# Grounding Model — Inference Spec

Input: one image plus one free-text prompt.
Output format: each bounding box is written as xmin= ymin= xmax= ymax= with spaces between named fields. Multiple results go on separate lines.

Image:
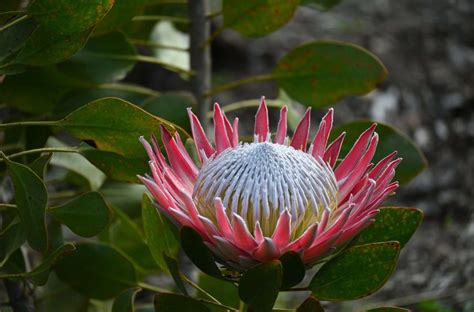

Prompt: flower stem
xmin=0 ymin=120 xmax=56 ymax=129
xmin=96 ymin=82 xmax=160 ymax=97
xmin=137 ymin=282 xmax=169 ymax=293
xmin=0 ymin=147 xmax=80 ymax=161
xmin=205 ymin=74 xmax=276 ymax=97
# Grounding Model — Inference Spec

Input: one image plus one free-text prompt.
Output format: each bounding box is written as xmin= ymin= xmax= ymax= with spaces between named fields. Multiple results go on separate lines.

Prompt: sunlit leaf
xmin=197 ymin=274 xmax=239 ymax=312
xmin=109 ymin=207 xmax=159 ymax=273
xmin=142 ymin=194 xmax=179 ymax=270
xmin=331 ymin=121 xmax=427 ymax=184
xmin=48 ymin=192 xmax=111 ymax=238
xmin=274 ymin=41 xmax=387 ymax=108
xmin=223 ymin=0 xmax=299 ymax=37
xmin=2 ymin=154 xmax=48 ymax=252
xmin=55 ymin=242 xmax=138 ymax=299
xmin=28 ymin=0 xmax=114 ymax=35
xmin=57 ymin=97 xmax=184 ymax=157
xmin=238 ymin=260 xmax=282 ymax=312
xmin=0 ymin=18 xmax=37 ymax=66
xmin=309 ymin=242 xmax=400 ymax=300
xmin=142 ymin=93 xmax=195 ymax=132
xmin=350 ymin=207 xmax=423 ymax=249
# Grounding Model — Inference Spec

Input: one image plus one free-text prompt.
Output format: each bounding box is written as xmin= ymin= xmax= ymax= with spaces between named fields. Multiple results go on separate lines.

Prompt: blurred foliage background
xmin=0 ymin=0 xmax=472 ymax=311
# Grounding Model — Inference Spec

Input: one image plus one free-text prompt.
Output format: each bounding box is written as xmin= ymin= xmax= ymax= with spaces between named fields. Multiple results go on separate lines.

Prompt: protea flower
xmin=139 ymin=97 xmax=400 ymax=271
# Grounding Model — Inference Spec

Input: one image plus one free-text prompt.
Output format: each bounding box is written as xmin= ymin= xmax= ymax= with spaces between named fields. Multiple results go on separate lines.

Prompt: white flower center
xmin=193 ymin=142 xmax=338 ymax=236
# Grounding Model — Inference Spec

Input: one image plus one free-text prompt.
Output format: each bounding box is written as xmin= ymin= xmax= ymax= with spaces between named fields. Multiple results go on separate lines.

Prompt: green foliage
xmin=2 ymin=153 xmax=48 ymax=252
xmin=223 ymin=0 xmax=299 ymax=37
xmin=309 ymin=242 xmax=401 ymax=300
xmin=275 ymin=41 xmax=387 ymax=108
xmin=55 ymin=243 xmax=138 ymax=299
xmin=47 ymin=192 xmax=111 ymax=237
xmin=350 ymin=207 xmax=423 ymax=248
xmin=279 ymin=251 xmax=305 ymax=289
xmin=296 ymin=297 xmax=324 ymax=312
xmin=112 ymin=288 xmax=141 ymax=312
xmin=332 ymin=121 xmax=427 ymax=184
xmin=238 ymin=260 xmax=283 ymax=312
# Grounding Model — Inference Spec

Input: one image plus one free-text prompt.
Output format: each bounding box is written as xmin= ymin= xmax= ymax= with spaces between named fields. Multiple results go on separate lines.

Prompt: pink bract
xmin=139 ymin=97 xmax=400 ymax=271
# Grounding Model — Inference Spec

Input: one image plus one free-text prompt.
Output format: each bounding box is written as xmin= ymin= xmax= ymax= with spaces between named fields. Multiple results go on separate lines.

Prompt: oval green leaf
xmin=57 ymin=97 xmax=184 ymax=157
xmin=2 ymin=153 xmax=48 ymax=252
xmin=154 ymin=293 xmax=210 ymax=312
xmin=197 ymin=274 xmax=239 ymax=312
xmin=223 ymin=0 xmax=299 ymax=37
xmin=331 ymin=121 xmax=427 ymax=184
xmin=0 ymin=218 xmax=26 ymax=267
xmin=15 ymin=26 xmax=92 ymax=66
xmin=280 ymin=251 xmax=305 ymax=289
xmin=180 ymin=226 xmax=222 ymax=279
xmin=47 ymin=192 xmax=111 ymax=237
xmin=350 ymin=207 xmax=423 ymax=249
xmin=80 ymin=147 xmax=148 ymax=184
xmin=94 ymin=1 xmax=147 ymax=35
xmin=309 ymin=242 xmax=400 ymax=300
xmin=163 ymin=254 xmax=188 ymax=296
xmin=59 ymin=31 xmax=137 ymax=83
xmin=274 ymin=41 xmax=387 ymax=108
xmin=238 ymin=260 xmax=282 ymax=312
xmin=142 ymin=194 xmax=179 ymax=270
xmin=55 ymin=242 xmax=138 ymax=299
xmin=28 ymin=0 xmax=114 ymax=35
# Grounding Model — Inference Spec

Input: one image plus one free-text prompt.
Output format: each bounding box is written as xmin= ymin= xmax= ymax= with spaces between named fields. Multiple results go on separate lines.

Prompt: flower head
xmin=139 ymin=97 xmax=400 ymax=270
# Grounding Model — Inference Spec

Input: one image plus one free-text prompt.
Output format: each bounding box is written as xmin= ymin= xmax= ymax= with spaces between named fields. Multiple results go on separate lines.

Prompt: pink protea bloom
xmin=139 ymin=97 xmax=400 ymax=271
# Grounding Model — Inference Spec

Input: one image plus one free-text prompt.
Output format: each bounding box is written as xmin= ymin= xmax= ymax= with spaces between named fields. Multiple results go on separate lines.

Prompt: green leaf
xmin=296 ymin=296 xmax=324 ymax=312
xmin=48 ymin=192 xmax=111 ymax=237
xmin=36 ymin=272 xmax=89 ymax=312
xmin=55 ymin=242 xmax=138 ymax=299
xmin=80 ymin=147 xmax=148 ymax=184
xmin=223 ymin=0 xmax=299 ymax=37
xmin=109 ymin=207 xmax=160 ymax=273
xmin=112 ymin=287 xmax=141 ymax=312
xmin=309 ymin=242 xmax=400 ymax=300
xmin=280 ymin=251 xmax=305 ymax=289
xmin=0 ymin=66 xmax=78 ymax=114
xmin=0 ymin=244 xmax=75 ymax=286
xmin=238 ymin=260 xmax=282 ymax=312
xmin=14 ymin=26 xmax=92 ymax=66
xmin=163 ymin=254 xmax=188 ymax=296
xmin=180 ymin=227 xmax=222 ymax=279
xmin=0 ymin=18 xmax=37 ymax=65
xmin=59 ymin=31 xmax=137 ymax=83
xmin=197 ymin=274 xmax=239 ymax=312
xmin=274 ymin=41 xmax=387 ymax=108
xmin=332 ymin=121 xmax=427 ymax=184
xmin=0 ymin=248 xmax=26 ymax=275
xmin=363 ymin=308 xmax=410 ymax=312
xmin=47 ymin=136 xmax=107 ymax=191
xmin=350 ymin=207 xmax=423 ymax=248
xmin=2 ymin=153 xmax=48 ymax=252
xmin=94 ymin=1 xmax=147 ymax=35
xmin=0 ymin=218 xmax=26 ymax=267
xmin=142 ymin=194 xmax=179 ymax=270
xmin=100 ymin=182 xmax=147 ymax=218
xmin=29 ymin=153 xmax=52 ymax=179
xmin=154 ymin=293 xmax=210 ymax=312
xmin=57 ymin=97 xmax=184 ymax=157
xmin=142 ymin=93 xmax=196 ymax=132
xmin=28 ymin=0 xmax=114 ymax=35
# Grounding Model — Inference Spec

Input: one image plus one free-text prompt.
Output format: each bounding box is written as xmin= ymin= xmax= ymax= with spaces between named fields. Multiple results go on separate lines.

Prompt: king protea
xmin=139 ymin=97 xmax=400 ymax=271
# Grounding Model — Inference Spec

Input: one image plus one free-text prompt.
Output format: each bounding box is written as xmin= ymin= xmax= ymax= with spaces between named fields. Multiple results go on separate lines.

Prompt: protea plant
xmin=139 ymin=97 xmax=400 ymax=271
